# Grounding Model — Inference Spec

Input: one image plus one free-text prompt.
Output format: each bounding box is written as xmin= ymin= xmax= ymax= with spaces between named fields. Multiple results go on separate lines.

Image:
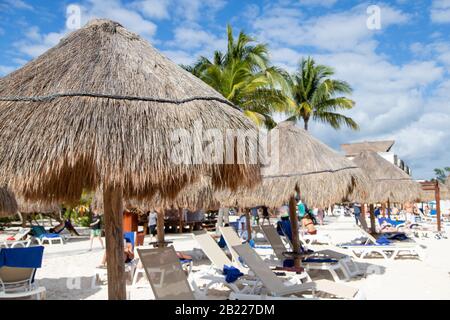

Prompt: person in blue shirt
xmin=353 ymin=203 xmax=361 ymax=225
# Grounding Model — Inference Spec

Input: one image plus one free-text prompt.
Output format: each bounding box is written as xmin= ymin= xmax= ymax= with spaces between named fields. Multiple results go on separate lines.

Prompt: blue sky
xmin=1 ymin=0 xmax=450 ymax=179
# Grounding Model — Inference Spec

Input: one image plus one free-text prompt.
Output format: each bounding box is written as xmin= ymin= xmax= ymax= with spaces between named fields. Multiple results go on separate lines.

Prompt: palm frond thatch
xmin=92 ymin=176 xmax=220 ymax=213
xmin=0 ymin=19 xmax=261 ymax=204
xmin=352 ymin=151 xmax=422 ymax=203
xmin=0 ymin=187 xmax=18 ymax=217
xmin=218 ymin=121 xmax=369 ymax=208
xmin=16 ymin=197 xmax=61 ymax=214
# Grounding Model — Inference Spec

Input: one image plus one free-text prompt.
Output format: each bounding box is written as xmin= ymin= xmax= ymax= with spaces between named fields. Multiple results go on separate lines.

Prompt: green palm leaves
xmin=183 ymin=25 xmax=290 ymax=129
xmin=286 ymin=57 xmax=358 ymax=131
xmin=184 ymin=29 xmax=358 ymax=132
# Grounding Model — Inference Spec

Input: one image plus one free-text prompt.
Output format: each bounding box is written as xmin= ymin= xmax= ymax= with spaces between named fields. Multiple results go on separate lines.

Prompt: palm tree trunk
xmin=304 ymin=118 xmax=309 ymax=131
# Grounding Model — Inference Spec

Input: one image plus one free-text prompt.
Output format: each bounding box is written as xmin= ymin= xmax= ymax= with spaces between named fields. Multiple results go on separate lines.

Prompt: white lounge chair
xmin=339 ymin=227 xmax=425 ymax=260
xmin=229 ymin=244 xmax=364 ymax=300
xmin=1 ymin=228 xmax=32 ymax=248
xmin=136 ymin=247 xmax=229 ymax=300
xmin=261 ymin=225 xmax=363 ymax=282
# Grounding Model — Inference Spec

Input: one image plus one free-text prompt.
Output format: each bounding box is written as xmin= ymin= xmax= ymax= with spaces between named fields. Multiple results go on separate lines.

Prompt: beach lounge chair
xmin=339 ymin=226 xmax=425 ymax=260
xmin=137 ymin=246 xmax=229 ymax=300
xmin=2 ymin=228 xmax=32 ymax=248
xmin=260 ymin=225 xmax=362 ymax=282
xmin=190 ymin=231 xmax=271 ymax=295
xmin=31 ymin=226 xmax=64 ymax=245
xmin=0 ymin=246 xmax=46 ymax=300
xmin=219 ymin=226 xmax=311 ymax=283
xmin=229 ymin=244 xmax=364 ymax=300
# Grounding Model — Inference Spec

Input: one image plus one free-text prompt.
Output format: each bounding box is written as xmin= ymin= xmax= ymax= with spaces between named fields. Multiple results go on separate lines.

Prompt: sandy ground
xmin=1 ymin=216 xmax=450 ymax=300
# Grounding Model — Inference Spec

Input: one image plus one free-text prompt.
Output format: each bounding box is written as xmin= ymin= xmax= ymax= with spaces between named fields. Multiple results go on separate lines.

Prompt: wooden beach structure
xmin=0 ymin=19 xmax=261 ymax=299
xmin=419 ymin=180 xmax=450 ymax=232
xmin=351 ymin=151 xmax=422 ymax=233
xmin=220 ymin=121 xmax=369 ymax=267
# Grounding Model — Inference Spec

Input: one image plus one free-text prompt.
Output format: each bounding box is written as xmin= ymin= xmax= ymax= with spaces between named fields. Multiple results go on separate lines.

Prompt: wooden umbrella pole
xmin=245 ymin=209 xmax=252 ymax=241
xmin=435 ymin=181 xmax=441 ymax=232
xmin=288 ymin=196 xmax=301 ymax=268
xmin=387 ymin=199 xmax=391 ymax=219
xmin=369 ymin=204 xmax=376 ymax=234
xmin=103 ymin=186 xmax=126 ymax=300
xmin=178 ymin=208 xmax=183 ymax=234
xmin=157 ymin=208 xmax=165 ymax=246
xmin=381 ymin=203 xmax=386 ymax=218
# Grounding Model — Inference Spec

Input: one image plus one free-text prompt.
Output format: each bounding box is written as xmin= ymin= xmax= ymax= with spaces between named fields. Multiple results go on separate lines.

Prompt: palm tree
xmin=183 ymin=25 xmax=291 ymax=128
xmin=286 ymin=57 xmax=358 ymax=131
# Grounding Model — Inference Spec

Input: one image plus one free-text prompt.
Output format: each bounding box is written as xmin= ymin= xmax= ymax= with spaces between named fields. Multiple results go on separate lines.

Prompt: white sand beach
xmin=2 ymin=216 xmax=449 ymax=300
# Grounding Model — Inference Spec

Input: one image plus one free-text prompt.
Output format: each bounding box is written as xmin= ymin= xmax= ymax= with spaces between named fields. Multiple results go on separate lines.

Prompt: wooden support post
xmin=103 ymin=186 xmax=126 ymax=300
xmin=369 ymin=204 xmax=376 ymax=234
xmin=381 ymin=203 xmax=386 ymax=218
xmin=435 ymin=181 xmax=441 ymax=232
xmin=245 ymin=209 xmax=252 ymax=241
xmin=387 ymin=199 xmax=391 ymax=219
xmin=178 ymin=208 xmax=184 ymax=234
xmin=359 ymin=204 xmax=368 ymax=231
xmin=223 ymin=208 xmax=229 ymax=225
xmin=157 ymin=208 xmax=165 ymax=246
xmin=288 ymin=196 xmax=301 ymax=268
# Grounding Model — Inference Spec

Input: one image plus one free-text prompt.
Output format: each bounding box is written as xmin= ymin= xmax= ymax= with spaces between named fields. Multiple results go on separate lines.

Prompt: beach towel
xmin=218 ymin=235 xmax=226 ymax=248
xmin=375 ymin=235 xmax=391 ymax=245
xmin=0 ymin=246 xmax=44 ymax=268
xmin=222 ymin=265 xmax=243 ymax=283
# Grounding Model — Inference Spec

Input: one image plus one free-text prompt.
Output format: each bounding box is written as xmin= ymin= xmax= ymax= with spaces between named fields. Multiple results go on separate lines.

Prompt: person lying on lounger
xmin=301 ymin=213 xmax=317 ymax=235
xmin=98 ymin=238 xmax=134 ymax=267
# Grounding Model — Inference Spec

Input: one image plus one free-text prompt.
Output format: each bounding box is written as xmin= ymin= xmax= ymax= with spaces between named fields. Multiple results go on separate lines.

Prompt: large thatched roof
xmin=16 ymin=197 xmax=61 ymax=214
xmin=352 ymin=151 xmax=422 ymax=203
xmin=218 ymin=121 xmax=369 ymax=208
xmin=0 ymin=187 xmax=18 ymax=217
xmin=93 ymin=176 xmax=219 ymax=212
xmin=341 ymin=140 xmax=394 ymax=156
xmin=419 ymin=181 xmax=450 ymax=202
xmin=0 ymin=19 xmax=261 ymax=204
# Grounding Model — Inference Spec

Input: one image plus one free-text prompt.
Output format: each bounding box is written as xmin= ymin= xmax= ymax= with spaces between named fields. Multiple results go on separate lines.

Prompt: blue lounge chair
xmin=31 ymin=226 xmax=64 ymax=246
xmin=0 ymin=246 xmax=46 ymax=299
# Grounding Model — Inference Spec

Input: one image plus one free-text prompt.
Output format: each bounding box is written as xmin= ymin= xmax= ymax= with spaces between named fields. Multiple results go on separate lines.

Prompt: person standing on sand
xmin=89 ymin=209 xmax=104 ymax=251
xmin=147 ymin=209 xmax=158 ymax=241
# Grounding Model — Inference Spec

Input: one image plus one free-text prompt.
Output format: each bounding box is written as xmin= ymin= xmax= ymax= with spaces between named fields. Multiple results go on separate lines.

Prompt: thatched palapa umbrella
xmin=0 ymin=19 xmax=261 ymax=299
xmin=351 ymin=150 xmax=422 ymax=232
xmin=221 ymin=121 xmax=369 ymax=267
xmin=0 ymin=187 xmax=18 ymax=218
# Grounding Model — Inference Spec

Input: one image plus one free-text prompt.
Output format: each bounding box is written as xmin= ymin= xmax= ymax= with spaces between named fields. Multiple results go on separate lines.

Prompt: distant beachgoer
xmin=261 ymin=206 xmax=270 ymax=225
xmin=353 ymin=204 xmax=361 ymax=225
xmin=297 ymin=200 xmax=306 ymax=219
xmin=147 ymin=209 xmax=158 ymax=240
xmin=301 ymin=213 xmax=317 ymax=235
xmin=251 ymin=207 xmax=259 ymax=225
xmin=316 ymin=208 xmax=324 ymax=225
xmin=237 ymin=212 xmax=249 ymax=241
xmin=89 ymin=209 xmax=104 ymax=251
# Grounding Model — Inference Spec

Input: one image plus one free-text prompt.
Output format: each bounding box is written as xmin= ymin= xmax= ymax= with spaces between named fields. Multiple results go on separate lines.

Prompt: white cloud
xmin=299 ymin=0 xmax=337 ymax=7
xmin=431 ymin=0 xmax=450 ymax=23
xmin=80 ymin=0 xmax=157 ymax=38
xmin=3 ymin=0 xmax=33 ymax=10
xmin=249 ymin=2 xmax=446 ymax=178
xmin=130 ymin=0 xmax=171 ymax=20
xmin=0 ymin=65 xmax=16 ymax=76
xmin=252 ymin=3 xmax=410 ymax=53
